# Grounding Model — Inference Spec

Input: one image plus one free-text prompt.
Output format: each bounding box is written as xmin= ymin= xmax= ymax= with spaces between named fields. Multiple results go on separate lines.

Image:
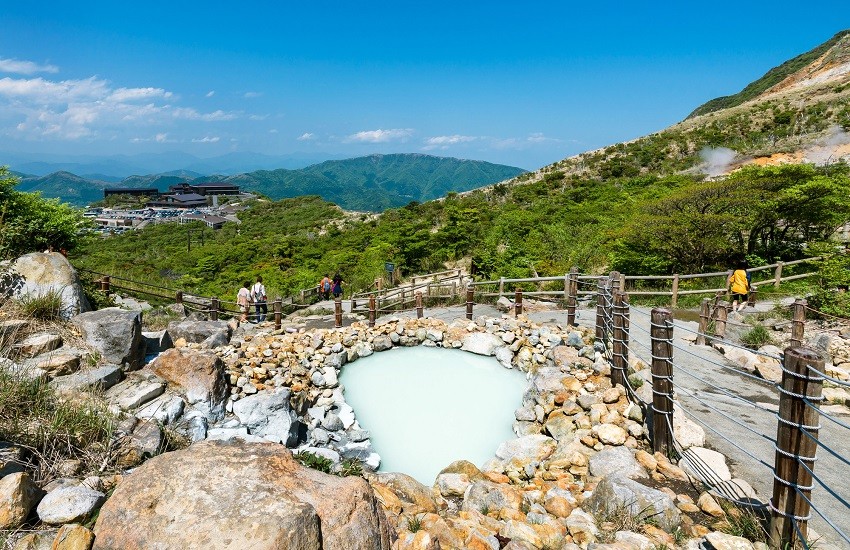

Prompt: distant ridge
xmin=9 ymin=153 xmax=525 ymax=211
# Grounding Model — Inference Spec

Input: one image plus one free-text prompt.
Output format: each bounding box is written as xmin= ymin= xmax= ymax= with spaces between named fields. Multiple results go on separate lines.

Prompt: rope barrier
xmin=670 ymin=320 xmax=784 ymax=360
xmin=668 ymin=341 xmax=781 ymax=386
xmin=805 ymin=364 xmax=850 ymax=389
xmin=800 ymin=460 xmax=850 ymax=512
xmin=805 ymin=305 xmax=850 ymax=323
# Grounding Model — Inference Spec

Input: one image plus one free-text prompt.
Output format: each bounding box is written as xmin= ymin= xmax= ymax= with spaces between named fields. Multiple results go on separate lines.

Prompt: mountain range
xmin=9 ymin=154 xmax=525 ymax=211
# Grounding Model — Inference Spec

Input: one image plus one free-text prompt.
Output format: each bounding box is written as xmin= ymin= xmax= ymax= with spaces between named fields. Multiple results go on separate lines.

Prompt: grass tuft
xmin=293 ymin=450 xmax=334 ymax=474
xmin=15 ymin=289 xmax=64 ymax=321
xmin=740 ymin=324 xmax=774 ymax=349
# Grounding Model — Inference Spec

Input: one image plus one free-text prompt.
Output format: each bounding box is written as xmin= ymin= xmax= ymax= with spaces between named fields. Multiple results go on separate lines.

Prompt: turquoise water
xmin=339 ymin=346 xmax=527 ymax=485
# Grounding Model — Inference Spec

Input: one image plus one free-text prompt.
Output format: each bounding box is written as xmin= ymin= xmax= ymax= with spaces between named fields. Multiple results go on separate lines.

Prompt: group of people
xmin=318 ymin=273 xmax=344 ymax=300
xmin=236 ymin=276 xmax=267 ymax=323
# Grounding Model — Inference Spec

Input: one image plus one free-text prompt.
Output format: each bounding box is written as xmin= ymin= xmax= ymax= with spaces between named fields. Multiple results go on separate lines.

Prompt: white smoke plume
xmin=699 ymin=147 xmax=737 ymax=177
xmin=806 ymin=125 xmax=850 ymax=165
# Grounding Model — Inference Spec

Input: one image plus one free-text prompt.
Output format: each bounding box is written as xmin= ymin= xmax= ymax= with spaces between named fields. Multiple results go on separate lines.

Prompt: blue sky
xmin=0 ymin=2 xmax=847 ymax=170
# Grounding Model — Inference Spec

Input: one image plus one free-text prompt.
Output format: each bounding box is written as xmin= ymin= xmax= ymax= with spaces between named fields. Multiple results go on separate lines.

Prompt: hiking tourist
xmin=252 ymin=276 xmax=267 ymax=322
xmin=332 ymin=273 xmax=344 ymax=299
xmin=320 ymin=274 xmax=332 ymax=300
xmin=237 ymin=282 xmax=251 ymax=323
xmin=728 ymin=261 xmax=751 ymax=313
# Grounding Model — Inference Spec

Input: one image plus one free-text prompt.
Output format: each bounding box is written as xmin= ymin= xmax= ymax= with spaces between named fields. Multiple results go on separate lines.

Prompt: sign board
xmin=385 ymin=262 xmax=395 ymax=273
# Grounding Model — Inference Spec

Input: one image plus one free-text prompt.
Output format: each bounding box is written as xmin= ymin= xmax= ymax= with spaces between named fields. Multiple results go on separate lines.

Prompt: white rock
xmin=36 ymin=486 xmax=105 ymax=524
xmin=680 ymin=446 xmax=732 ymax=485
xmin=593 ymin=423 xmax=627 ymax=446
xmin=134 ymin=393 xmax=185 ymax=424
xmin=461 ymin=333 xmax=505 ymax=356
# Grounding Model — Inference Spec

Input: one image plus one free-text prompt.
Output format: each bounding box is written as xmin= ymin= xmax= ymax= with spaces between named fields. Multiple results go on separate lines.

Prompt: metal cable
xmin=670 ymin=321 xmax=784 ymax=360
xmin=800 ymin=460 xmax=850 ymax=511
xmin=803 ymin=400 xmax=850 ymax=431
xmin=804 ymin=364 xmax=850 ymax=389
xmin=674 ymin=383 xmax=776 ymax=442
xmin=793 ymin=487 xmax=850 ymax=546
xmin=800 ymin=429 xmax=850 ymax=468
xmin=671 ymin=360 xmax=779 ymax=412
xmin=672 ymin=399 xmax=774 ymax=470
xmin=668 ymin=340 xmax=782 ymax=386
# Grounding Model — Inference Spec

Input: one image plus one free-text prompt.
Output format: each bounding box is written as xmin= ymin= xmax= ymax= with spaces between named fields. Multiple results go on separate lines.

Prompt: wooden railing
xmin=469 ymin=257 xmax=822 ymax=308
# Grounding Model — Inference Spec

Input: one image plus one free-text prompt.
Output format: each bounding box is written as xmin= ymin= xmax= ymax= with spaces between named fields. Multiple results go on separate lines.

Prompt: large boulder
xmin=92 ymin=440 xmax=393 ymax=550
xmin=166 ymin=319 xmax=231 ymax=348
xmin=71 ymin=308 xmax=145 ymax=371
xmin=585 ymin=475 xmax=681 ymax=532
xmin=232 ymin=387 xmax=299 ymax=445
xmin=0 ymin=472 xmax=44 ymax=529
xmin=461 ymin=333 xmax=505 ymax=356
xmin=148 ymin=348 xmax=228 ymax=421
xmin=0 ymin=252 xmax=90 ymax=319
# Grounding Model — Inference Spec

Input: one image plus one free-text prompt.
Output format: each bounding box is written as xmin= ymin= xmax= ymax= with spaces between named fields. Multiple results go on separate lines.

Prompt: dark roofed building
xmin=104 ymin=187 xmax=160 ymax=198
xmin=147 ymin=193 xmax=208 ymax=208
xmin=179 ymin=213 xmax=228 ymax=229
xmin=167 ymin=182 xmax=241 ymax=196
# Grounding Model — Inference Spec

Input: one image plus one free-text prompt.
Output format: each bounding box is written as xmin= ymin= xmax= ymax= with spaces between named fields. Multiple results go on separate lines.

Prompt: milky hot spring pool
xmin=339 ymin=346 xmax=527 ymax=484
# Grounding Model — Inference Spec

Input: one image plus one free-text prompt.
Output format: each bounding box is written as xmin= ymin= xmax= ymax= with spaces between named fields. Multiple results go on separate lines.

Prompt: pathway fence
xmin=77 ymin=267 xmax=321 ymax=330
xmin=464 ymin=266 xmax=846 ymax=549
xmin=350 ymin=269 xmax=466 ymax=317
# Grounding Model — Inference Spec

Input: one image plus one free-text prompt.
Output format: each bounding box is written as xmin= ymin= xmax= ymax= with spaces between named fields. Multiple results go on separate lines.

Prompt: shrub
xmin=338 ymin=457 xmax=363 ymax=477
xmin=740 ymin=324 xmax=773 ymax=349
xmin=294 ymin=450 xmax=333 ymax=474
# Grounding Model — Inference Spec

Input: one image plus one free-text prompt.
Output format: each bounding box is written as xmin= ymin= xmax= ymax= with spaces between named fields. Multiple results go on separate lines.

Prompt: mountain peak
xmin=688 ymin=29 xmax=850 ymax=118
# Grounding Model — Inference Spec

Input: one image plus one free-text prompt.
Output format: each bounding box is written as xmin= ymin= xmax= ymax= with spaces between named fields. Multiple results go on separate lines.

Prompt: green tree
xmin=0 ymin=167 xmax=89 ymax=259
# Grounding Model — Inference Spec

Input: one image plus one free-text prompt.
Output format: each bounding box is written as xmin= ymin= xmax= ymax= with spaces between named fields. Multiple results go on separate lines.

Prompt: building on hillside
xmin=167 ymin=182 xmax=241 ymax=196
xmin=146 ymin=193 xmax=209 ymax=208
xmin=104 ymin=187 xmax=160 ymax=198
xmin=179 ymin=213 xmax=228 ymax=230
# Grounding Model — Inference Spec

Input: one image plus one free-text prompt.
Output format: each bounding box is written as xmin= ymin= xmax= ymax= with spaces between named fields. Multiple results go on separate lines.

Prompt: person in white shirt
xmin=251 ymin=276 xmax=267 ymax=322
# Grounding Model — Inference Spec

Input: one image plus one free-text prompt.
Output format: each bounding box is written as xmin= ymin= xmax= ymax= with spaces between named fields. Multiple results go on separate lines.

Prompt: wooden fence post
xmin=416 ymin=291 xmax=423 ymax=319
xmin=514 ymin=288 xmax=523 ymax=317
xmin=696 ymin=298 xmax=710 ymax=346
xmin=650 ymin=308 xmax=674 ymax=457
xmin=368 ymin=295 xmax=376 ymax=328
xmin=274 ymin=298 xmax=282 ymax=330
xmin=299 ymin=289 xmax=306 ymax=304
xmin=334 ymin=298 xmax=343 ymax=328
xmin=774 ymin=261 xmax=784 ymax=288
xmin=671 ymin=274 xmax=680 ymax=309
xmin=713 ymin=300 xmax=728 ymax=339
xmin=609 ymin=270 xmax=620 ymax=293
xmin=748 ymin=286 xmax=758 ymax=307
xmin=210 ymin=297 xmax=219 ymax=321
xmin=611 ymin=291 xmax=629 ymax=389
xmin=790 ymin=298 xmax=807 ymax=348
xmin=567 ymin=267 xmax=578 ymax=327
xmin=499 ymin=277 xmax=505 ymax=297
xmin=466 ymin=285 xmax=474 ymax=320
xmin=595 ymin=278 xmax=606 ymax=345
xmin=101 ymin=275 xmax=111 ymax=292
xmin=769 ymin=347 xmax=824 ymax=549
xmin=724 ymin=270 xmax=733 ymax=297
xmin=176 ymin=290 xmax=183 ymax=304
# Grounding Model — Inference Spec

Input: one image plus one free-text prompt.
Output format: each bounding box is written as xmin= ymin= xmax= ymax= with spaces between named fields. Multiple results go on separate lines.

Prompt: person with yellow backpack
xmin=728 ymin=260 xmax=751 ymax=313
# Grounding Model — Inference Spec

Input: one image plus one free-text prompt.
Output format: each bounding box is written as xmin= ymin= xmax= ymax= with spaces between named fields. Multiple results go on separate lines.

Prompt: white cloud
xmin=206 ymin=90 xmax=215 ymax=97
xmin=0 ymin=57 xmax=59 ymax=75
xmin=192 ymin=136 xmax=220 ymax=143
xmin=297 ymin=132 xmax=315 ymax=141
xmin=155 ymin=133 xmax=169 ymax=143
xmin=108 ymin=87 xmax=172 ymax=102
xmin=248 ymin=114 xmax=267 ymax=121
xmin=243 ymin=91 xmax=262 ymax=98
xmin=422 ymin=134 xmax=477 ymax=150
xmin=346 ymin=128 xmax=414 ymax=143
xmin=0 ymin=74 xmax=237 ymax=140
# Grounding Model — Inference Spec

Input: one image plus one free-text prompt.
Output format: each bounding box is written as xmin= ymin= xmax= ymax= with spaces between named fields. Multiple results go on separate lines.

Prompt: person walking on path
xmin=332 ymin=273 xmax=344 ymax=300
xmin=237 ymin=282 xmax=251 ymax=323
xmin=320 ymin=274 xmax=332 ymax=300
xmin=728 ymin=261 xmax=751 ymax=313
xmin=252 ymin=276 xmax=267 ymax=322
